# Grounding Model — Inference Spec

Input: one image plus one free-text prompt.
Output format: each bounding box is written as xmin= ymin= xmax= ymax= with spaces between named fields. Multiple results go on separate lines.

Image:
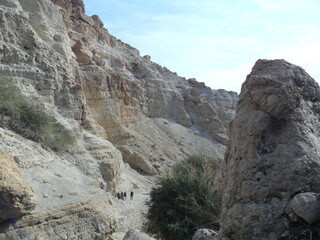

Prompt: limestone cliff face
xmin=220 ymin=60 xmax=320 ymax=240
xmin=62 ymin=2 xmax=238 ymax=173
xmin=0 ymin=0 xmax=237 ymax=239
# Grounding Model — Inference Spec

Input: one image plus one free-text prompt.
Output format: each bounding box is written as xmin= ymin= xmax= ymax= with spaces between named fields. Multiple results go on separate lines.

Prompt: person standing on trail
xmin=130 ymin=191 xmax=133 ymax=200
xmin=121 ymin=191 xmax=124 ymax=200
xmin=124 ymin=192 xmax=127 ymax=200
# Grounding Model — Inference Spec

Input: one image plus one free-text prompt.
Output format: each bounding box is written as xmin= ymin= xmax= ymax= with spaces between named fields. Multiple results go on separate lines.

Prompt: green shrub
xmin=146 ymin=155 xmax=222 ymax=240
xmin=0 ymin=76 xmax=75 ymax=151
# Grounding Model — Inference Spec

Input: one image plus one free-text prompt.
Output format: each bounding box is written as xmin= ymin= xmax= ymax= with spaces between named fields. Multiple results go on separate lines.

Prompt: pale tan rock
xmin=118 ymin=146 xmax=156 ymax=175
xmin=0 ymin=198 xmax=117 ymax=240
xmin=51 ymin=0 xmax=69 ymax=10
xmin=0 ymin=152 xmax=36 ymax=223
xmin=106 ymin=232 xmax=126 ymax=240
xmin=5 ymin=130 xmax=15 ymax=137
xmin=143 ymin=55 xmax=151 ymax=61
xmin=72 ymin=40 xmax=93 ymax=64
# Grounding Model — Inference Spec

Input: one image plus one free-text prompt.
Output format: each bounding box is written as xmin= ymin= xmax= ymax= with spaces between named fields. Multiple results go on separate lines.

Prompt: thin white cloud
xmin=251 ymin=0 xmax=311 ymax=11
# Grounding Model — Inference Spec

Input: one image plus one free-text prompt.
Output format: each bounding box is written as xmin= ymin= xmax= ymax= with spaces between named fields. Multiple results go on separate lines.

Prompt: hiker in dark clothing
xmin=130 ymin=191 xmax=134 ymax=200
xmin=121 ymin=191 xmax=124 ymax=200
xmin=117 ymin=192 xmax=120 ymax=199
xmin=124 ymin=192 xmax=127 ymax=200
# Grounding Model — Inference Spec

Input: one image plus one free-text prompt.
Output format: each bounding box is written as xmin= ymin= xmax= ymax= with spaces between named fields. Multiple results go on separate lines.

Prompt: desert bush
xmin=0 ymin=76 xmax=74 ymax=151
xmin=146 ymin=155 xmax=222 ymax=240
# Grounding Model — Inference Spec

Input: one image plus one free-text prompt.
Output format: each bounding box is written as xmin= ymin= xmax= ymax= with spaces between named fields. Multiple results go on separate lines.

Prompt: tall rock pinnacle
xmin=220 ymin=59 xmax=320 ymax=239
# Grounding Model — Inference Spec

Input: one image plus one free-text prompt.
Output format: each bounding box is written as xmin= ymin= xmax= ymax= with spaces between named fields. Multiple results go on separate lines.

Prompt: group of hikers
xmin=99 ymin=182 xmax=134 ymax=201
xmin=116 ymin=191 xmax=134 ymax=200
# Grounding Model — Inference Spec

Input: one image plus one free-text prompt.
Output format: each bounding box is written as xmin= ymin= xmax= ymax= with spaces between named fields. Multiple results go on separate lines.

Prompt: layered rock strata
xmin=220 ymin=59 xmax=320 ymax=240
xmin=0 ymin=0 xmax=237 ymax=238
xmin=0 ymin=0 xmax=237 ymax=175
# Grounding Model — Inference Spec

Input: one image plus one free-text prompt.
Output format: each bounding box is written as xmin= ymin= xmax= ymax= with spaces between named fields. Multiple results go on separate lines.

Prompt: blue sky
xmin=83 ymin=0 xmax=320 ymax=93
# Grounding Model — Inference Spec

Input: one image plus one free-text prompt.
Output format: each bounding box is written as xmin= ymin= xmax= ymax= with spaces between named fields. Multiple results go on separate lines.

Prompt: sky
xmin=83 ymin=0 xmax=320 ymax=93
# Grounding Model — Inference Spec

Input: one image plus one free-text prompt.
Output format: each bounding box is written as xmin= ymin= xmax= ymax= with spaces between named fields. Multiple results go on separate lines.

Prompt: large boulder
xmin=290 ymin=192 xmax=320 ymax=224
xmin=220 ymin=59 xmax=320 ymax=240
xmin=72 ymin=40 xmax=93 ymax=64
xmin=0 ymin=152 xmax=36 ymax=223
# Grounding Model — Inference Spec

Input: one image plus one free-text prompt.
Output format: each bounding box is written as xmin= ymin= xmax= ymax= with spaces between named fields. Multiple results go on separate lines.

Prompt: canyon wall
xmin=0 ymin=0 xmax=237 ymax=239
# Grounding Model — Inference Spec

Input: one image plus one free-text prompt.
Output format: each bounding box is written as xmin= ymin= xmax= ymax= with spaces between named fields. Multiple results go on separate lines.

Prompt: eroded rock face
xmin=55 ymin=0 xmax=237 ymax=172
xmin=0 ymin=152 xmax=36 ymax=223
xmin=0 ymin=0 xmax=237 ymax=238
xmin=220 ymin=59 xmax=320 ymax=240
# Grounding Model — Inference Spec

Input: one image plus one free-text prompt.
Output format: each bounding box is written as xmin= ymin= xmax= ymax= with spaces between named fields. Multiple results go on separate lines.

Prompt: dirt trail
xmin=112 ymin=192 xmax=150 ymax=232
xmin=108 ymin=165 xmax=156 ymax=234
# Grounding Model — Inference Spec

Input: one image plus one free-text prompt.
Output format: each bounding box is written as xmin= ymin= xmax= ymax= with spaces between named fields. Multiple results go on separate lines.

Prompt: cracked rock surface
xmin=220 ymin=59 xmax=320 ymax=240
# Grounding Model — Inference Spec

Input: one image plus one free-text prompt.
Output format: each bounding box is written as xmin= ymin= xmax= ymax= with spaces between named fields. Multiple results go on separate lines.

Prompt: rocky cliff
xmin=0 ymin=0 xmax=237 ymax=239
xmin=220 ymin=59 xmax=320 ymax=240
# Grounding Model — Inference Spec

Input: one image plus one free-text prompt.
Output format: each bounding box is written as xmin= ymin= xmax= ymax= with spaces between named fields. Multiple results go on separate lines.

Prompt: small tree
xmin=146 ymin=155 xmax=222 ymax=240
